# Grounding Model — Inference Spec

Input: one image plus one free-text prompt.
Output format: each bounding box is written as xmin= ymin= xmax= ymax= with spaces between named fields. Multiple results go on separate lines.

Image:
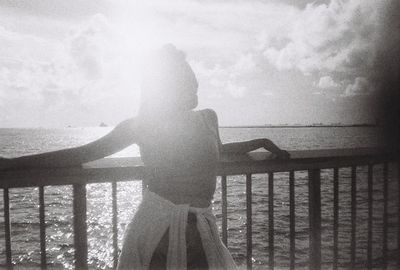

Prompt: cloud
xmin=262 ymin=91 xmax=274 ymax=97
xmin=262 ymin=0 xmax=383 ymax=74
xmin=2 ymin=0 xmax=397 ymax=127
xmin=0 ymin=0 xmax=301 ymax=126
xmin=0 ymin=12 xmax=140 ymax=126
xmin=192 ymin=53 xmax=258 ymax=98
xmin=67 ymin=14 xmax=111 ymax=80
xmin=318 ymin=76 xmax=338 ymax=89
xmin=0 ymin=0 xmax=109 ymax=19
xmin=343 ymin=77 xmax=372 ymax=97
xmin=141 ymin=0 xmax=296 ymax=49
xmin=260 ymin=0 xmax=392 ymax=98
xmin=226 ymin=82 xmax=246 ymax=98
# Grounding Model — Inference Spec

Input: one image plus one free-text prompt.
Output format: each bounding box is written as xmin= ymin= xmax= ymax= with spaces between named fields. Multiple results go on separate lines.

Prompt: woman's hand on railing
xmin=263 ymin=139 xmax=290 ymax=159
xmin=270 ymin=150 xmax=290 ymax=160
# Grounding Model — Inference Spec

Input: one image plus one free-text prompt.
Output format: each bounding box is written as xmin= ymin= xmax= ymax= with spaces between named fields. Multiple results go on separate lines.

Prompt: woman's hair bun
xmin=158 ymin=44 xmax=186 ymax=64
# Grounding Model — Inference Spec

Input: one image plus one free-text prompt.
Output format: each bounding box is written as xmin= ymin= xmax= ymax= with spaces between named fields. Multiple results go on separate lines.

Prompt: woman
xmin=0 ymin=45 xmax=289 ymax=269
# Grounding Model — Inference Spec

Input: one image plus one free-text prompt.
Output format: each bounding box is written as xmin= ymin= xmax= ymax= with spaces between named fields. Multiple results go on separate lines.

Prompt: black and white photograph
xmin=0 ymin=0 xmax=399 ymax=269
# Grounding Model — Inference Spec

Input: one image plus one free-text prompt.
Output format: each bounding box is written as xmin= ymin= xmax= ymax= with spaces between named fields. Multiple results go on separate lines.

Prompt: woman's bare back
xmin=137 ymin=109 xmax=219 ymax=207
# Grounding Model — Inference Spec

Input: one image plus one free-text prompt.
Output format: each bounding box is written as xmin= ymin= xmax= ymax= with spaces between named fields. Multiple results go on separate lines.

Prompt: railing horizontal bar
xmin=39 ymin=186 xmax=47 ymax=269
xmin=246 ymin=174 xmax=252 ymax=270
xmin=1 ymin=149 xmax=398 ymax=188
xmin=0 ymin=169 xmax=144 ymax=188
xmin=289 ymin=171 xmax=295 ymax=270
xmin=0 ymin=149 xmax=398 ymax=270
xmin=217 ymin=157 xmax=396 ymax=177
xmin=351 ymin=166 xmax=356 ymax=269
xmin=268 ymin=172 xmax=274 ymax=270
xmin=221 ymin=175 xmax=228 ymax=247
xmin=367 ymin=164 xmax=373 ymax=270
xmin=383 ymin=163 xmax=388 ymax=270
xmin=333 ymin=168 xmax=339 ymax=270
xmin=112 ymin=182 xmax=118 ymax=269
xmin=2 ymin=160 xmax=393 ymax=189
xmin=3 ymin=188 xmax=12 ymax=269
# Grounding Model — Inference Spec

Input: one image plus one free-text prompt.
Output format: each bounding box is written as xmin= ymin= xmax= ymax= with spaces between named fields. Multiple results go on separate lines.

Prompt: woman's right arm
xmin=0 ymin=157 xmax=11 ymax=170
xmin=0 ymin=118 xmax=139 ymax=170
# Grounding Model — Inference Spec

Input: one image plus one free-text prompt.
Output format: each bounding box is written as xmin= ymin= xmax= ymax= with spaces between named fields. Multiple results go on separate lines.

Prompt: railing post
xmin=246 ymin=174 xmax=253 ymax=270
xmin=3 ymin=188 xmax=12 ymax=270
xmin=382 ymin=163 xmax=388 ymax=270
xmin=268 ymin=173 xmax=274 ymax=270
xmin=73 ymin=184 xmax=88 ymax=270
xmin=112 ymin=182 xmax=119 ymax=269
xmin=308 ymin=169 xmax=321 ymax=270
xmin=333 ymin=168 xmax=339 ymax=270
xmin=367 ymin=165 xmax=373 ymax=270
xmin=398 ymin=161 xmax=400 ymax=269
xmin=221 ymin=175 xmax=228 ymax=246
xmin=351 ymin=166 xmax=357 ymax=268
xmin=289 ymin=171 xmax=295 ymax=270
xmin=39 ymin=186 xmax=47 ymax=269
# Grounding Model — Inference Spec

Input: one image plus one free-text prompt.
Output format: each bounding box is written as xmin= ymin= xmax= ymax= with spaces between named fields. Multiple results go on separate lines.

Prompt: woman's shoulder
xmin=115 ymin=117 xmax=138 ymax=130
xmin=195 ymin=109 xmax=219 ymax=133
xmin=196 ymin=109 xmax=218 ymax=124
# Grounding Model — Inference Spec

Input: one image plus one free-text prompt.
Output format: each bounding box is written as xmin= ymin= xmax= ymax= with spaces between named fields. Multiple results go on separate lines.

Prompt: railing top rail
xmin=0 ymin=147 xmax=398 ymax=188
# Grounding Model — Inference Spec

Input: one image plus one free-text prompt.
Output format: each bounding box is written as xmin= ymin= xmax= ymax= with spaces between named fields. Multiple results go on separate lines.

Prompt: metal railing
xmin=0 ymin=148 xmax=399 ymax=269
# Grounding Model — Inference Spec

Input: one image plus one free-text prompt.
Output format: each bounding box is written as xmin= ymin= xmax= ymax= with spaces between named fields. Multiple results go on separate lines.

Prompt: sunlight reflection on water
xmin=1 ymin=126 xmax=395 ymax=269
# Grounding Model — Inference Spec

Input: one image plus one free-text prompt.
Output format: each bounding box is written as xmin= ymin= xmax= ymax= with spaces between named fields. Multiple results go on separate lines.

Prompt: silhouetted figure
xmin=0 ymin=44 xmax=289 ymax=269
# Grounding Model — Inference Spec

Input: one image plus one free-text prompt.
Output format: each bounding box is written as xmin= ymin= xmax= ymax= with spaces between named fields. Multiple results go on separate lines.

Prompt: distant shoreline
xmin=220 ymin=124 xmax=378 ymax=128
xmin=0 ymin=124 xmax=378 ymax=129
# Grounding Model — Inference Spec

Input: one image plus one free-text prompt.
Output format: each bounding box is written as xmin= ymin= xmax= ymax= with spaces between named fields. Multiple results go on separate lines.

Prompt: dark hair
xmin=139 ymin=44 xmax=198 ymax=117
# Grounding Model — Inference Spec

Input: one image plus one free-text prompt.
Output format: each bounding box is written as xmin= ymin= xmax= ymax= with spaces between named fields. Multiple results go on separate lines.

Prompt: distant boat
xmin=99 ymin=122 xmax=108 ymax=127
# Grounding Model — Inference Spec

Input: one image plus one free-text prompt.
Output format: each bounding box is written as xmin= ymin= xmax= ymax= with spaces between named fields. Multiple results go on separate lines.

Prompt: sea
xmin=0 ymin=126 xmax=398 ymax=269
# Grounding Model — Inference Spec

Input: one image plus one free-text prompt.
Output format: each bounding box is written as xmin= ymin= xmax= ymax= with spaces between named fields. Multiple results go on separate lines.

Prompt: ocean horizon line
xmin=0 ymin=123 xmax=378 ymax=129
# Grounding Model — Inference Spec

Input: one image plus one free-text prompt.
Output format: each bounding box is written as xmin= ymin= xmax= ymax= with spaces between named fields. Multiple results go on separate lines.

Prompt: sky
xmin=0 ymin=0 xmax=399 ymax=127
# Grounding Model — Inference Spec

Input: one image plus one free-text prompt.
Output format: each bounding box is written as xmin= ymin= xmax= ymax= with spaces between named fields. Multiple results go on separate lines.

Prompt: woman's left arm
xmin=203 ymin=109 xmax=289 ymax=159
xmin=221 ymin=139 xmax=290 ymax=158
xmin=1 ymin=118 xmax=138 ymax=170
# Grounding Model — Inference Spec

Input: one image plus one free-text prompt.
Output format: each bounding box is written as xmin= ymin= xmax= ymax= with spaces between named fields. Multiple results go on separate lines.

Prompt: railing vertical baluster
xmin=398 ymin=161 xmax=400 ymax=269
xmin=333 ymin=168 xmax=339 ymax=270
xmin=367 ymin=164 xmax=373 ymax=270
xmin=112 ymin=182 xmax=119 ymax=269
xmin=289 ymin=171 xmax=295 ymax=270
xmin=268 ymin=172 xmax=274 ymax=270
xmin=351 ymin=166 xmax=356 ymax=268
xmin=382 ymin=163 xmax=388 ymax=270
xmin=246 ymin=174 xmax=252 ymax=270
xmin=73 ymin=184 xmax=88 ymax=270
xmin=308 ymin=169 xmax=321 ymax=270
xmin=221 ymin=175 xmax=228 ymax=247
xmin=39 ymin=186 xmax=46 ymax=269
xmin=3 ymin=188 xmax=12 ymax=269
